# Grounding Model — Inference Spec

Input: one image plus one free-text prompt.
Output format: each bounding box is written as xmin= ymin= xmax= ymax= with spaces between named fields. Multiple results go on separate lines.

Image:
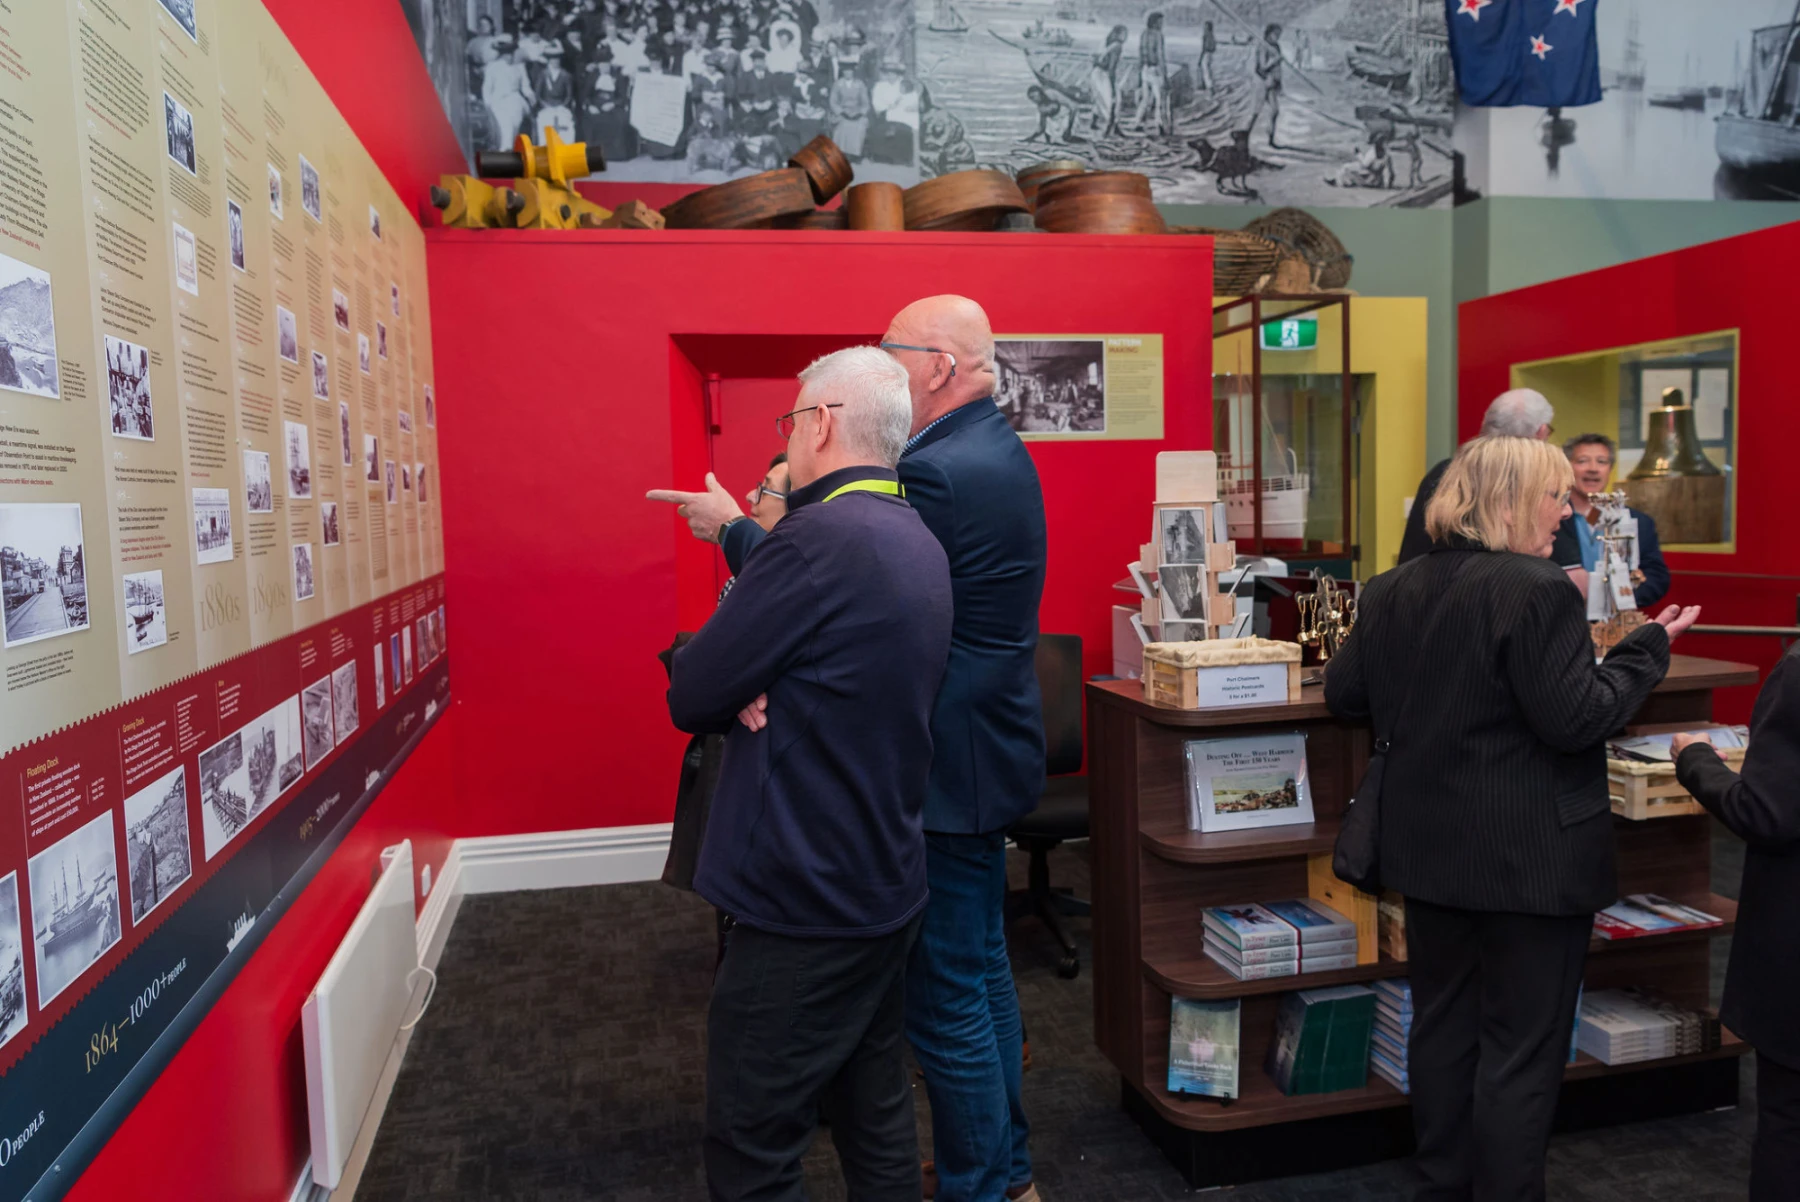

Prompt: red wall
xmin=427 ymin=229 xmax=1213 ymax=832
xmin=1459 ymin=222 xmax=1800 ymax=718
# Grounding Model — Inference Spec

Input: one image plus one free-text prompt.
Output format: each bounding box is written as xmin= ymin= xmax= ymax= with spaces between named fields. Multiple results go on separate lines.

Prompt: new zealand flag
xmin=1446 ymin=0 xmax=1602 ymax=107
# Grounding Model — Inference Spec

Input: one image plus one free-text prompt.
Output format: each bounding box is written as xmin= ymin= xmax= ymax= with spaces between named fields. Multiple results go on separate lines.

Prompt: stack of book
xmin=1266 ymin=984 xmax=1378 ymax=1096
xmin=1592 ymin=894 xmax=1725 ymax=941
xmin=1369 ymin=979 xmax=1412 ymax=1093
xmin=1202 ymin=899 xmax=1358 ymax=981
xmin=1577 ymin=988 xmax=1722 ymax=1065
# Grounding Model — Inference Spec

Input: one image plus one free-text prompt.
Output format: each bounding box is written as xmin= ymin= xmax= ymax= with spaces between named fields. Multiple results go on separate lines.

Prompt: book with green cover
xmin=1266 ymin=984 xmax=1377 ymax=1095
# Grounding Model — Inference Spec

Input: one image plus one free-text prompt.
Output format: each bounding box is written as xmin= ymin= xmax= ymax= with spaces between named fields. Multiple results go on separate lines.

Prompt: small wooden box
xmin=1141 ymin=638 xmax=1301 ymax=709
xmin=1607 ymin=747 xmax=1745 ymax=821
xmin=1307 ymin=854 xmax=1378 ymax=965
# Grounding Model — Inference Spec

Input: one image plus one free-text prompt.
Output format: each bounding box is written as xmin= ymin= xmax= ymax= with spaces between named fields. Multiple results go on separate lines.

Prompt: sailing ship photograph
xmin=27 ymin=811 xmax=123 ymax=1007
xmin=198 ymin=728 xmax=254 ymax=861
xmin=123 ymin=765 xmax=194 ymax=924
xmin=0 ymin=873 xmax=26 ymax=1051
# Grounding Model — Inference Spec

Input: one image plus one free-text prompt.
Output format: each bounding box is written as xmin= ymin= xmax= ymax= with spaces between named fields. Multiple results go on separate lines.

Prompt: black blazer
xmin=1676 ymin=646 xmax=1800 ymax=1067
xmin=1396 ymin=457 xmax=1450 ymax=565
xmin=723 ymin=399 xmax=1048 ymax=835
xmin=1325 ymin=543 xmax=1670 ymax=916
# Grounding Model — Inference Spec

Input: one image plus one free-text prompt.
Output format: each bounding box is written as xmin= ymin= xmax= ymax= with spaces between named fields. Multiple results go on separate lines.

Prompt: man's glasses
xmin=880 ymin=342 xmax=956 ymax=378
xmin=776 ymin=403 xmax=843 ymax=440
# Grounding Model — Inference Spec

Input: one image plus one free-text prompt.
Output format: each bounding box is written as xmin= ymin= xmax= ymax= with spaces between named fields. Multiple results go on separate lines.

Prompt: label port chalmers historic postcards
xmin=1184 ymin=733 xmax=1315 ymax=833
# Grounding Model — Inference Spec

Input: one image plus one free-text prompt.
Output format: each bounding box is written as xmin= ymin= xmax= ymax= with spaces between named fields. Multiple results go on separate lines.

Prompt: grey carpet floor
xmin=356 ymin=826 xmax=1757 ymax=1201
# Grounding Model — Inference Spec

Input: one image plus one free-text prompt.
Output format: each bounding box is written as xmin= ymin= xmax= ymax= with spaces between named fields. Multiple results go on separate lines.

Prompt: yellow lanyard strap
xmin=820 ymin=479 xmax=906 ymax=504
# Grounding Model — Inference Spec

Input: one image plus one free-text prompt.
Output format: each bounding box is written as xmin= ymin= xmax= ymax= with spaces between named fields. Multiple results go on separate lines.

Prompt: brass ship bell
xmin=1623 ymin=387 xmax=1726 ymax=545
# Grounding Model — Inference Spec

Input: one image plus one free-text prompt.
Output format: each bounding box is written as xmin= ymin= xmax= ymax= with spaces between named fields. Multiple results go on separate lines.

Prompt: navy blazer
xmin=725 ymin=399 xmax=1047 ymax=833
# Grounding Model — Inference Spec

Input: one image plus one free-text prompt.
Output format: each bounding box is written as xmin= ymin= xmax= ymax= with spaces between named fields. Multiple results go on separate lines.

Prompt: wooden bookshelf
xmin=1088 ymin=655 xmax=1758 ymax=1186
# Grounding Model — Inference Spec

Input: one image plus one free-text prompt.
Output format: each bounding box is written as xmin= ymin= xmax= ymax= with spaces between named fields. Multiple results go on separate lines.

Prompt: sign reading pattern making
xmin=0 ymin=1 xmax=447 ymax=1196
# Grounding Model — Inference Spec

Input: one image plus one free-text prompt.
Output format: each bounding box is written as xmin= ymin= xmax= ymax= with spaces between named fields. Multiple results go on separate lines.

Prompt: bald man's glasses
xmin=880 ymin=342 xmax=957 ymax=378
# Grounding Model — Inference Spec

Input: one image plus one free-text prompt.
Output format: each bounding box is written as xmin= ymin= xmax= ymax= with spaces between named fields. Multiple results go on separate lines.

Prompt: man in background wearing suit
xmin=1675 ymin=650 xmax=1800 ymax=1201
xmin=1397 ymin=388 xmax=1555 ymax=565
xmin=650 ymin=297 xmax=1048 ymax=1202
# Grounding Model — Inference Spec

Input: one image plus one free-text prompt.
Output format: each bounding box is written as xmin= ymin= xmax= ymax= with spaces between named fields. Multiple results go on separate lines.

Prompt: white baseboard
xmin=456 ymin=823 xmax=672 ymax=895
xmin=415 ymin=842 xmax=464 ymax=971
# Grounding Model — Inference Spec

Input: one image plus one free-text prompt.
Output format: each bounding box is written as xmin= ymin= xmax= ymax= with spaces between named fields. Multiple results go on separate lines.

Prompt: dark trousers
xmin=706 ymin=916 xmax=923 ymax=1202
xmin=1755 ymin=1052 xmax=1800 ymax=1202
xmin=1404 ymin=898 xmax=1591 ymax=1202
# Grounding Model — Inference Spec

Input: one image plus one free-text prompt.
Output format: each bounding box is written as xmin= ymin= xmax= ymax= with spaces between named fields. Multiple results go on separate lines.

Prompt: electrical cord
xmin=399 ymin=965 xmax=438 ymax=1031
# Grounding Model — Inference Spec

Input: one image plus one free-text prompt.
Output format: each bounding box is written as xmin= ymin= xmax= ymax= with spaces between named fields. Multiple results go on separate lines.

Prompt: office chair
xmin=1007 ymin=633 xmax=1091 ymax=979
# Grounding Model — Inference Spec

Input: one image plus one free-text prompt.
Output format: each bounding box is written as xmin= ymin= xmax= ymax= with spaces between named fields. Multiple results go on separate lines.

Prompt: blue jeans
xmin=906 ymin=831 xmax=1031 ymax=1200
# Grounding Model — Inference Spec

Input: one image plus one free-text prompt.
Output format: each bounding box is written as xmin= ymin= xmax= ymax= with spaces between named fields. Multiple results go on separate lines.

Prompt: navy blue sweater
xmin=668 ymin=465 xmax=952 ymax=937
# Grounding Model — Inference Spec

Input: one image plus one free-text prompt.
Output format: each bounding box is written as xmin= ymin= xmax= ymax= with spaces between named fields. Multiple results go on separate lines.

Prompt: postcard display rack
xmin=1086 ymin=654 xmax=1758 ymax=1187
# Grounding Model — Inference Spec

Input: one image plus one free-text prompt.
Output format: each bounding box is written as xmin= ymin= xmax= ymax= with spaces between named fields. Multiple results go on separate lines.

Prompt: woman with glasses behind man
xmin=1325 ymin=436 xmax=1701 ymax=1201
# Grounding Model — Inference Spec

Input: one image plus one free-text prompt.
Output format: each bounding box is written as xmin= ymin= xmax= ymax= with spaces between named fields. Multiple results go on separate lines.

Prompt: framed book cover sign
xmin=1183 ymin=733 xmax=1314 ymax=833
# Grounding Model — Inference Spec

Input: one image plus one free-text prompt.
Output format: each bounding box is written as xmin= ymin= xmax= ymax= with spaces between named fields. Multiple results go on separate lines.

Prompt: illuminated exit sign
xmin=1260 ymin=317 xmax=1318 ymax=350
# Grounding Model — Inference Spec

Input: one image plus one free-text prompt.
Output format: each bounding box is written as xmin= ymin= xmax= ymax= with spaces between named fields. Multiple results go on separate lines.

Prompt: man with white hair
xmin=667 ymin=347 xmax=952 ymax=1200
xmin=1397 ymin=388 xmax=1555 ymax=564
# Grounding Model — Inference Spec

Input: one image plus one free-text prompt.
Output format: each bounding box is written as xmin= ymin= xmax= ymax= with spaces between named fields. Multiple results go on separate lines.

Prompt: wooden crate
xmin=1607 ymin=747 xmax=1745 ymax=821
xmin=1141 ymin=640 xmax=1301 ymax=709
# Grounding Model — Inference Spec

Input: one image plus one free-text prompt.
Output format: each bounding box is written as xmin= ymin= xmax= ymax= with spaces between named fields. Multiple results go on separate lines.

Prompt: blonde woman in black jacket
xmin=1326 ymin=436 xmax=1700 ymax=1201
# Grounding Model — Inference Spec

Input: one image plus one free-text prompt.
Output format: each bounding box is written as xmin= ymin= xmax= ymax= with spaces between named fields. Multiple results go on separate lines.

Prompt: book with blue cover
xmin=1203 ymin=903 xmax=1299 ymax=951
xmin=1168 ymin=997 xmax=1240 ymax=1099
xmin=1263 ymin=898 xmax=1358 ymax=946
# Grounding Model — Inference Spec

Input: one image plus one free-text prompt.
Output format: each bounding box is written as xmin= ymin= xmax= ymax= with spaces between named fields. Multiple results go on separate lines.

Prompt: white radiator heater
xmin=303 ymin=840 xmax=422 ymax=1191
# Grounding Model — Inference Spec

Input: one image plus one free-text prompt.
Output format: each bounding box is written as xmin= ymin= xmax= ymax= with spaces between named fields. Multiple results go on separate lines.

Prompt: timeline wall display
xmin=0 ymin=3 xmax=448 ymax=1198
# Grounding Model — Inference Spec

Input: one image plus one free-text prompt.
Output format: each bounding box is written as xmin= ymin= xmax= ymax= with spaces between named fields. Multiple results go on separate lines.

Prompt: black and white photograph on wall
xmin=268 ymin=162 xmax=284 ymax=219
xmin=173 ymin=222 xmax=200 ymax=297
xmin=123 ymin=569 xmax=168 ymax=654
xmin=164 ymin=92 xmax=197 ymax=175
xmin=332 ymin=660 xmax=359 ymax=744
xmin=417 ymin=463 xmax=428 ymax=504
xmin=403 ymin=625 xmax=414 ymax=683
xmin=0 ymin=873 xmax=26 ymax=1051
xmin=157 ymin=0 xmax=198 ymax=42
xmin=198 ymin=728 xmax=251 ymax=860
xmin=0 ymin=251 xmax=60 ymax=399
xmin=28 ymin=811 xmax=122 ymax=1007
xmin=244 ymin=450 xmax=274 ymax=514
xmin=919 ymin=0 xmax=1452 ymax=206
xmin=300 ymin=153 xmax=322 ymax=221
xmin=399 ymin=408 xmax=413 ymax=434
xmin=365 ymin=433 xmax=381 ymax=483
xmin=321 ymin=501 xmax=340 ymax=547
xmin=285 ymin=420 xmax=312 ymax=499
xmin=359 ymin=332 xmax=372 ymax=374
xmin=333 ymin=288 xmax=351 ymax=333
xmin=293 ymin=542 xmax=316 ymax=603
xmin=193 ymin=487 xmax=233 ymax=565
xmin=1159 ymin=506 xmax=1208 ymax=565
xmin=340 ymin=401 xmax=353 ymax=465
xmin=388 ymin=632 xmax=402 ymax=693
xmin=106 ymin=334 xmax=154 ymax=440
xmin=424 ymin=383 xmax=435 ymax=426
xmin=122 ymin=765 xmax=192 ymax=924
xmin=311 ymin=350 xmax=331 ymax=400
xmin=995 ymin=338 xmax=1104 ymax=434
xmin=385 ymin=460 xmax=397 ymax=504
xmin=301 ymin=675 xmax=335 ymax=769
xmin=277 ymin=305 xmax=299 ymax=363
xmin=391 ymin=281 xmax=401 ymax=316
xmin=401 ymin=0 xmax=475 ymax=168
xmin=0 ymin=502 xmax=89 ymax=649
xmin=242 ymin=695 xmax=303 ymax=819
xmin=377 ymin=321 xmax=388 ymax=360
xmin=227 ymin=200 xmax=246 ymax=272
xmin=370 ymin=204 xmax=384 ymax=241
xmin=1159 ymin=563 xmax=1207 ymax=623
xmin=414 ymin=0 xmax=920 ymax=186
xmin=374 ymin=644 xmax=386 ymax=708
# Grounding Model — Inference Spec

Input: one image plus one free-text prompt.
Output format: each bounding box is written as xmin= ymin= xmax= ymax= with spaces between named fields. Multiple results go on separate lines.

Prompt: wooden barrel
xmin=1167 ymin=226 xmax=1281 ymax=294
xmin=1034 ymin=170 xmax=1152 ymax=208
xmin=659 ymin=168 xmax=817 ymax=230
xmin=773 ymin=207 xmax=850 ymax=230
xmin=846 ymin=181 xmax=905 ymax=231
xmin=902 ymin=170 xmax=1028 ymax=231
xmin=787 ymin=136 xmax=854 ymax=204
xmin=1015 ymin=159 xmax=1085 ymax=211
xmin=1034 ymin=192 xmax=1166 ymax=235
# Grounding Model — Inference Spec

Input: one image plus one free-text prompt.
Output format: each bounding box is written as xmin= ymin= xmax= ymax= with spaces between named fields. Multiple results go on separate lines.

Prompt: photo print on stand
xmin=995 ymin=339 xmax=1104 ymax=434
xmin=241 ymin=695 xmax=303 ymax=820
xmin=331 ymin=660 xmax=358 ymax=744
xmin=1159 ymin=564 xmax=1208 ymax=623
xmin=268 ymin=162 xmax=284 ymax=219
xmin=277 ymin=305 xmax=299 ymax=363
xmin=122 ymin=765 xmax=192 ymax=923
xmin=285 ymin=421 xmax=312 ymax=498
xmin=164 ymin=91 xmax=196 ymax=175
xmin=358 ymin=333 xmax=371 ymax=375
xmin=227 ymin=200 xmax=246 ymax=273
xmin=321 ymin=501 xmax=340 ymax=547
xmin=173 ymin=222 xmax=199 ymax=297
xmin=364 ymin=433 xmax=380 ymax=483
xmin=299 ymin=154 xmax=321 ymax=222
xmin=198 ymin=726 xmax=252 ymax=860
xmin=339 ymin=402 xmax=352 ymax=466
xmin=106 ymin=334 xmax=154 ymax=440
xmin=0 ymin=873 xmax=26 ymax=1050
xmin=301 ymin=674 xmax=334 ymax=769
xmin=0 ymin=501 xmax=90 ymax=649
xmin=311 ymin=351 xmax=330 ymax=401
xmin=193 ymin=487 xmax=232 ymax=565
xmin=28 ymin=810 xmax=122 ymax=1006
xmin=0 ymin=251 xmax=60 ymax=399
xmin=156 ymin=0 xmax=197 ymax=42
xmin=1160 ymin=507 xmax=1209 ymax=565
xmin=123 ymin=568 xmax=168 ymax=654
xmin=332 ymin=288 xmax=350 ymax=333
xmin=292 ymin=542 xmax=315 ymax=602
xmin=244 ymin=450 xmax=273 ymax=514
